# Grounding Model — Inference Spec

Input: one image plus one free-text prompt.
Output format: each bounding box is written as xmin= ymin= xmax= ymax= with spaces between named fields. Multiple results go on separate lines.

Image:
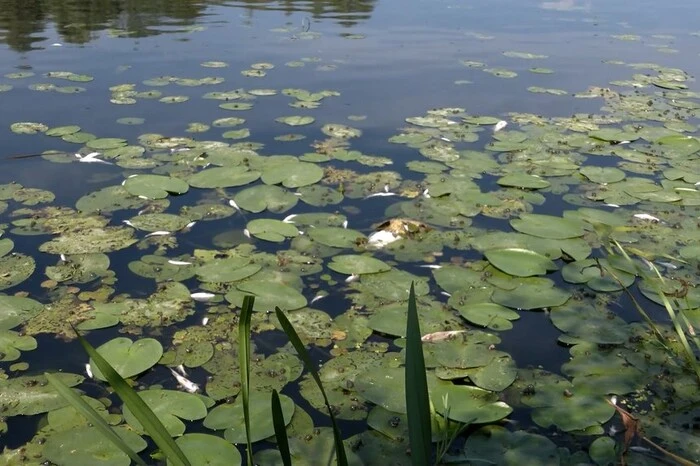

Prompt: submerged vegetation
xmin=0 ymin=0 xmax=699 ymax=465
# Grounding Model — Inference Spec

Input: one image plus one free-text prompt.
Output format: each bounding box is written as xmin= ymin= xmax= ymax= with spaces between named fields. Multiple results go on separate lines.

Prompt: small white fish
xmin=440 ymin=136 xmax=452 ymax=142
xmin=604 ymin=203 xmax=620 ymax=208
xmin=85 ymin=363 xmax=94 ymax=379
xmin=175 ymin=365 xmax=188 ymax=377
xmin=614 ymin=140 xmax=631 ymax=145
xmin=423 ymin=188 xmax=431 ymax=198
xmin=421 ymin=330 xmax=468 ymax=342
xmin=138 ymin=195 xmax=149 ymax=200
xmin=122 ymin=220 xmax=135 ymax=228
xmin=367 ymin=230 xmax=400 ymax=248
xmin=440 ymin=291 xmax=452 ymax=298
xmin=633 ymin=213 xmax=661 ymax=222
xmin=364 ymin=192 xmax=397 ymax=199
xmin=145 ymin=231 xmax=170 ymax=237
xmin=121 ymin=179 xmax=127 ymax=186
xmin=183 ymin=221 xmax=197 ymax=230
xmin=383 ymin=184 xmax=390 ymax=193
xmin=191 ymin=292 xmax=215 ymax=302
xmin=493 ymin=120 xmax=508 ymax=132
xmin=51 ymin=43 xmax=63 ymax=47
xmin=345 ymin=274 xmax=359 ymax=283
xmin=243 ymin=228 xmax=251 ymax=238
xmin=310 ymin=293 xmax=328 ymax=305
xmin=201 ymin=317 xmax=209 ymax=326
xmin=168 ymin=260 xmax=192 ymax=266
xmin=228 ymin=199 xmax=241 ymax=211
xmin=656 ymin=261 xmax=679 ymax=270
xmin=419 ymin=264 xmax=442 ymax=269
xmin=169 ymin=368 xmax=200 ymax=393
xmin=342 ymin=220 xmax=348 ymax=229
xmin=128 ymin=174 xmax=139 ymax=178
xmin=60 ymin=254 xmax=67 ymax=262
xmin=283 ymin=214 xmax=297 ymax=224
xmin=609 ymin=395 xmax=618 ymax=406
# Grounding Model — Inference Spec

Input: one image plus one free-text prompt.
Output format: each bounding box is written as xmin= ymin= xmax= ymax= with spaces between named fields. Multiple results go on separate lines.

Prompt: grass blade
xmin=275 ymin=307 xmax=348 ymax=466
xmin=271 ymin=389 xmax=293 ymax=466
xmin=45 ymin=372 xmax=147 ymax=466
xmin=404 ymin=282 xmax=432 ymax=466
xmin=73 ymin=328 xmax=191 ymax=466
xmin=238 ymin=295 xmax=255 ymax=465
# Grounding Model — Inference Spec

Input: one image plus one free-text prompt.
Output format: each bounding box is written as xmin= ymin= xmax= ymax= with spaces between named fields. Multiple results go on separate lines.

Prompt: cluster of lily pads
xmin=0 ymin=46 xmax=699 ymax=465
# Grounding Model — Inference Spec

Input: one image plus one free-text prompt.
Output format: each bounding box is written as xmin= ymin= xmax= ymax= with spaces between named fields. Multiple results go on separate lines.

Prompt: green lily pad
xmin=308 ymin=227 xmax=366 ymax=248
xmin=128 ymin=213 xmax=190 ymax=232
xmin=246 ymin=219 xmax=299 ymax=242
xmin=328 ymin=255 xmax=391 ymax=275
xmin=460 ymin=425 xmax=560 ymax=466
xmin=86 ymin=138 xmax=127 ymax=150
xmin=454 ymin=302 xmax=520 ymax=331
xmin=172 ymin=434 xmax=242 ymax=466
xmin=297 ymin=185 xmax=344 ymax=206
xmin=123 ymin=390 xmax=208 ymax=437
xmin=0 ymin=253 xmax=35 ymax=290
xmin=497 ymin=173 xmax=551 ymax=189
xmin=89 ymin=337 xmax=163 ymax=381
xmin=0 ymin=295 xmax=44 ymax=330
xmin=0 ymin=372 xmax=83 ymax=416
xmin=491 ymin=280 xmax=571 ymax=310
xmin=39 ymin=226 xmax=137 ymax=254
xmin=10 ymin=121 xmax=48 ymax=134
xmin=46 ymin=253 xmax=111 ymax=284
xmin=188 ymin=166 xmax=261 ymax=189
xmin=196 ymin=257 xmax=261 ymax=283
xmin=76 ymin=186 xmax=148 ymax=213
xmin=0 ymin=329 xmax=37 ymax=361
xmin=46 ymin=125 xmax=81 ymax=137
xmin=204 ymin=391 xmax=294 ymax=442
xmin=233 ymin=185 xmax=299 ymax=213
xmin=510 ymin=214 xmax=586 ymax=239
xmin=44 ymin=426 xmax=147 ymax=466
xmin=261 ymin=161 xmax=324 ymax=188
xmin=226 ymin=281 xmax=307 ymax=311
xmin=321 ymin=123 xmax=361 ymax=138
xmin=276 ymin=115 xmax=315 ymax=126
xmin=128 ymin=255 xmax=196 ymax=282
xmin=123 ymin=175 xmax=189 ymax=199
xmin=580 ymin=166 xmax=626 ymax=184
xmin=484 ymin=248 xmax=557 ymax=277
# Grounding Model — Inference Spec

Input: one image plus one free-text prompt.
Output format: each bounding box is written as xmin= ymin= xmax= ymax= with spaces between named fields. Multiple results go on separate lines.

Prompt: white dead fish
xmin=609 ymin=395 xmax=618 ymax=406
xmin=169 ymin=368 xmax=199 ymax=393
xmin=168 ymin=260 xmax=192 ymax=266
xmin=604 ymin=203 xmax=620 ymax=208
xmin=228 ymin=199 xmax=241 ymax=211
xmin=76 ymin=152 xmax=112 ymax=165
xmin=185 ymin=221 xmax=197 ymax=229
xmin=283 ymin=214 xmax=297 ymax=224
xmin=138 ymin=195 xmax=149 ymax=200
xmin=421 ymin=330 xmax=468 ymax=342
xmin=422 ymin=188 xmax=431 ymax=198
xmin=310 ymin=292 xmax=328 ymax=305
xmin=364 ymin=192 xmax=397 ymax=199
xmin=175 ymin=365 xmax=188 ymax=377
xmin=191 ymin=292 xmax=216 ymax=302
xmin=85 ymin=363 xmax=93 ymax=379
xmin=419 ymin=264 xmax=442 ymax=269
xmin=493 ymin=120 xmax=508 ymax=132
xmin=342 ymin=220 xmax=348 ymax=229
xmin=655 ymin=261 xmax=679 ymax=270
xmin=51 ymin=43 xmax=63 ymax=47
xmin=60 ymin=254 xmax=67 ymax=262
xmin=367 ymin=230 xmax=400 ymax=248
xmin=440 ymin=291 xmax=452 ymax=298
xmin=122 ymin=220 xmax=135 ymax=228
xmin=145 ymin=231 xmax=170 ymax=238
xmin=345 ymin=274 xmax=360 ymax=283
xmin=201 ymin=317 xmax=209 ymax=326
xmin=243 ymin=228 xmax=251 ymax=238
xmin=440 ymin=136 xmax=452 ymax=142
xmin=633 ymin=213 xmax=661 ymax=222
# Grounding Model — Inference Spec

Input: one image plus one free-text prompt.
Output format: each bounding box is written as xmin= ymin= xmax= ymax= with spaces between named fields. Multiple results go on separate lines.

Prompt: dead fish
xmin=367 ymin=230 xmax=400 ymax=248
xmin=201 ymin=317 xmax=209 ymax=326
xmin=175 ymin=365 xmax=188 ymax=377
xmin=283 ymin=214 xmax=297 ymax=224
xmin=345 ymin=274 xmax=360 ymax=283
xmin=633 ymin=213 xmax=661 ymax=222
xmin=419 ymin=264 xmax=442 ymax=269
xmin=243 ymin=228 xmax=251 ymax=238
xmin=421 ymin=330 xmax=468 ymax=342
xmin=169 ymin=368 xmax=199 ymax=393
xmin=228 ymin=199 xmax=241 ymax=211
xmin=364 ymin=192 xmax=397 ymax=199
xmin=85 ymin=363 xmax=94 ymax=379
xmin=145 ymin=231 xmax=170 ymax=237
xmin=191 ymin=292 xmax=215 ymax=302
xmin=168 ymin=260 xmax=192 ymax=266
xmin=310 ymin=293 xmax=328 ymax=305
xmin=493 ymin=120 xmax=508 ymax=132
xmin=342 ymin=220 xmax=348 ymax=229
xmin=122 ymin=220 xmax=135 ymax=228
xmin=76 ymin=152 xmax=112 ymax=165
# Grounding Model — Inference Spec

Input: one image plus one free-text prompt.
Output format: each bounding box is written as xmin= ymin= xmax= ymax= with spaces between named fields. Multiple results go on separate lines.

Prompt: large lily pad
xmin=308 ymin=227 xmax=366 ymax=248
xmin=233 ymin=185 xmax=299 ymax=213
xmin=0 ymin=253 xmax=35 ymax=290
xmin=90 ymin=337 xmax=163 ymax=381
xmin=261 ymin=161 xmax=324 ymax=188
xmin=123 ymin=389 xmax=208 ymax=437
xmin=39 ymin=227 xmax=137 ymax=254
xmin=510 ymin=214 xmax=586 ymax=239
xmin=491 ymin=280 xmax=571 ymax=310
xmin=173 ymin=434 xmax=242 ymax=466
xmin=188 ymin=166 xmax=261 ymax=188
xmin=484 ymin=248 xmax=557 ymax=277
xmin=124 ymin=175 xmax=189 ymax=199
xmin=328 ymin=255 xmax=391 ymax=275
xmin=0 ymin=295 xmax=44 ymax=330
xmin=246 ymin=219 xmax=299 ymax=242
xmin=204 ymin=391 xmax=295 ymax=443
xmin=0 ymin=373 xmax=83 ymax=416
xmin=226 ymin=281 xmax=307 ymax=311
xmin=44 ymin=426 xmax=147 ymax=466
xmin=459 ymin=426 xmax=560 ymax=466
xmin=196 ymin=257 xmax=261 ymax=283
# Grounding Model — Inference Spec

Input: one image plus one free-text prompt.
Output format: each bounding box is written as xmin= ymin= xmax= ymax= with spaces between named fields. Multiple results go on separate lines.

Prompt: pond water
xmin=0 ymin=0 xmax=699 ymax=464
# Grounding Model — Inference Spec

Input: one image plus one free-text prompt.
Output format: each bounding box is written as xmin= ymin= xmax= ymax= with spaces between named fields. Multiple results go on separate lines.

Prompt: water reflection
xmin=0 ymin=0 xmax=376 ymax=52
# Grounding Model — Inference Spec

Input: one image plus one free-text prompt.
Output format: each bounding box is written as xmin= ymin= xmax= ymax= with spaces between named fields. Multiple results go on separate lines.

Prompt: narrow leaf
xmin=46 ymin=372 xmax=147 ymax=466
xmin=73 ymin=329 xmax=191 ymax=466
xmin=271 ymin=389 xmax=292 ymax=466
xmin=275 ymin=307 xmax=348 ymax=466
xmin=405 ymin=283 xmax=432 ymax=465
xmin=238 ymin=295 xmax=255 ymax=465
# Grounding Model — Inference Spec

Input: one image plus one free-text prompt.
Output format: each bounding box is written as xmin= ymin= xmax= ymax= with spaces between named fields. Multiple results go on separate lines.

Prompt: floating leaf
xmin=246 ymin=219 xmax=299 ymax=242
xmin=123 ymin=390 xmax=208 ymax=437
xmin=328 ymin=255 xmax=391 ymax=275
xmin=491 ymin=281 xmax=571 ymax=310
xmin=124 ymin=175 xmax=189 ymax=200
xmin=484 ymin=248 xmax=557 ymax=277
xmin=188 ymin=166 xmax=261 ymax=189
xmin=510 ymin=214 xmax=586 ymax=239
xmin=90 ymin=337 xmax=163 ymax=381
